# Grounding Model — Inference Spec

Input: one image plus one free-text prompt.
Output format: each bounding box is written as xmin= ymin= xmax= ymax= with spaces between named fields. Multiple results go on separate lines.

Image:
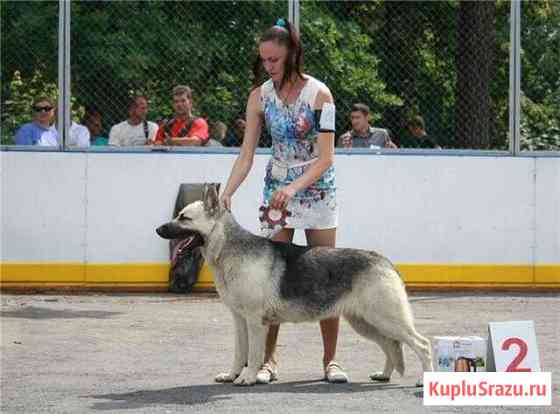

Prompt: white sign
xmin=487 ymin=321 xmax=541 ymax=372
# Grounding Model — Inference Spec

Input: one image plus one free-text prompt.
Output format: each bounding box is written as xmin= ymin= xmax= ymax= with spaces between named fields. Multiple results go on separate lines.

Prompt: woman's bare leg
xmin=263 ymin=228 xmax=294 ymax=366
xmin=305 ymin=228 xmax=343 ymax=372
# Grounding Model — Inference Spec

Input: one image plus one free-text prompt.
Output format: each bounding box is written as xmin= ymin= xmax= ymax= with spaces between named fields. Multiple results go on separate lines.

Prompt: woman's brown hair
xmin=252 ymin=19 xmax=304 ymax=90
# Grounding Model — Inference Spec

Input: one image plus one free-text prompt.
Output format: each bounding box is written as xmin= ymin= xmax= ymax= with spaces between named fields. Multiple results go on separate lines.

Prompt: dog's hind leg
xmin=215 ymin=311 xmax=248 ymax=383
xmin=345 ymin=314 xmax=404 ymax=382
xmin=233 ymin=320 xmax=268 ymax=386
xmin=362 ymin=308 xmax=433 ymax=387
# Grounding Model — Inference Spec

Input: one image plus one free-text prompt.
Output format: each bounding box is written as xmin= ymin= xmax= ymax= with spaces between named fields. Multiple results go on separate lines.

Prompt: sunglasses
xmin=34 ymin=106 xmax=53 ymax=113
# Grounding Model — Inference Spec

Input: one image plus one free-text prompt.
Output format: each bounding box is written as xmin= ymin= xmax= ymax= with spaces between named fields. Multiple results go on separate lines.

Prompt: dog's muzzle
xmin=156 ymin=223 xmax=182 ymax=239
xmin=156 ymin=223 xmax=204 ymax=249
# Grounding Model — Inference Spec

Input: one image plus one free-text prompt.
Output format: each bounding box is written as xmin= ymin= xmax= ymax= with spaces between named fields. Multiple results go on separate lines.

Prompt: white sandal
xmin=256 ymin=362 xmax=278 ymax=384
xmin=324 ymin=361 xmax=349 ymax=383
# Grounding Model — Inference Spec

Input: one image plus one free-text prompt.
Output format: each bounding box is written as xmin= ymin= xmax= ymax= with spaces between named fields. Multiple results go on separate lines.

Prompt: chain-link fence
xmin=1 ymin=1 xmax=559 ymax=151
xmin=300 ymin=1 xmax=515 ymax=150
xmin=520 ymin=0 xmax=560 ymax=152
xmin=1 ymin=1 xmax=60 ymax=144
xmin=70 ymin=0 xmax=286 ymax=148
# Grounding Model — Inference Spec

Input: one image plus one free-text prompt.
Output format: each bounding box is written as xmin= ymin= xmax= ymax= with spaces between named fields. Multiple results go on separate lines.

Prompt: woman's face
xmin=259 ymin=40 xmax=288 ymax=84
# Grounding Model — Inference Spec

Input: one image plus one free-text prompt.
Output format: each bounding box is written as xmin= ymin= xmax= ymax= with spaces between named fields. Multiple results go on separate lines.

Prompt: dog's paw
xmin=369 ymin=372 xmax=391 ymax=382
xmin=233 ymin=370 xmax=257 ymax=386
xmin=214 ymin=372 xmax=239 ymax=383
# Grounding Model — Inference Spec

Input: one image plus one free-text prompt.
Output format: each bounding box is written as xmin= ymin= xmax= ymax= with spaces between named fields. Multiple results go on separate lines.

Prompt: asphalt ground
xmin=1 ymin=292 xmax=558 ymax=413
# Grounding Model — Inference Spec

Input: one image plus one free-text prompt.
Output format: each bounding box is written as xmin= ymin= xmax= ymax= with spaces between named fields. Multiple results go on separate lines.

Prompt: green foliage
xmin=300 ymin=2 xmax=402 ymax=133
xmin=1 ymin=69 xmax=84 ymax=145
xmin=521 ymin=94 xmax=560 ymax=151
xmin=519 ymin=0 xmax=560 ymax=151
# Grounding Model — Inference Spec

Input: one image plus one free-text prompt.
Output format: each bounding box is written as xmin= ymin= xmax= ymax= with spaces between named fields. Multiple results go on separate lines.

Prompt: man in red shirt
xmin=154 ymin=85 xmax=209 ymax=146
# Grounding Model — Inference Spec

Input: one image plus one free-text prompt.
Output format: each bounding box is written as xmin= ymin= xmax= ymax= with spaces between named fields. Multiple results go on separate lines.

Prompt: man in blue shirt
xmin=15 ymin=97 xmax=58 ymax=146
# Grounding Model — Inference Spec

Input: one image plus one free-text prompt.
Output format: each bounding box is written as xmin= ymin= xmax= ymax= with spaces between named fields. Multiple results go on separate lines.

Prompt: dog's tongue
xmin=177 ymin=236 xmax=195 ymax=251
xmin=171 ymin=235 xmax=196 ymax=265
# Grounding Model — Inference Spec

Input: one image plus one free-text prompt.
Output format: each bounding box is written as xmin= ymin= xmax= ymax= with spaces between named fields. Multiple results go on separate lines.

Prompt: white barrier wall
xmin=1 ymin=151 xmax=559 ymax=265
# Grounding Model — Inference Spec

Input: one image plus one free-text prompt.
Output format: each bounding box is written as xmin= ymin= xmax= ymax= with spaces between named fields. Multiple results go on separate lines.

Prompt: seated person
xmin=337 ymin=103 xmax=397 ymax=149
xmin=223 ymin=118 xmax=246 ymax=147
xmin=401 ymin=116 xmax=441 ymax=149
xmin=82 ymin=108 xmax=108 ymax=146
xmin=14 ymin=97 xmax=58 ymax=146
xmin=67 ymin=121 xmax=90 ymax=148
xmin=108 ymin=95 xmax=158 ymax=146
xmin=153 ymin=85 xmax=209 ymax=146
xmin=207 ymin=121 xmax=227 ymax=147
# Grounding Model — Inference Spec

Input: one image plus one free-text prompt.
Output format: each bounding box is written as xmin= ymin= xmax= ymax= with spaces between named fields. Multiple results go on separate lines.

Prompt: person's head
xmin=211 ymin=121 xmax=227 ymax=141
xmin=350 ymin=103 xmax=370 ymax=133
xmin=233 ymin=118 xmax=246 ymax=137
xmin=32 ymin=97 xmax=55 ymax=125
xmin=407 ymin=116 xmax=426 ymax=137
xmin=82 ymin=108 xmax=103 ymax=136
xmin=128 ymin=95 xmax=149 ymax=121
xmin=253 ymin=18 xmax=304 ymax=89
xmin=172 ymin=85 xmax=193 ymax=116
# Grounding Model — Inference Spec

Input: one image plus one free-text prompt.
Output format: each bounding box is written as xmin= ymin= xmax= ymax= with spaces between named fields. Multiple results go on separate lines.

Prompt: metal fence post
xmin=288 ymin=0 xmax=300 ymax=33
xmin=57 ymin=0 xmax=64 ymax=149
xmin=63 ymin=0 xmax=71 ymax=149
xmin=509 ymin=0 xmax=521 ymax=155
xmin=57 ymin=0 xmax=71 ymax=150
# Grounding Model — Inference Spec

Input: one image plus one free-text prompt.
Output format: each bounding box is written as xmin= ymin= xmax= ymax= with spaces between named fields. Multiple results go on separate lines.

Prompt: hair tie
xmin=275 ymin=18 xmax=287 ymax=28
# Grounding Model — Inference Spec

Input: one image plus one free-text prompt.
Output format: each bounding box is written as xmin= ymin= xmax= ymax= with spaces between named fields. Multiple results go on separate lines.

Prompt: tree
xmin=455 ymin=0 xmax=496 ymax=149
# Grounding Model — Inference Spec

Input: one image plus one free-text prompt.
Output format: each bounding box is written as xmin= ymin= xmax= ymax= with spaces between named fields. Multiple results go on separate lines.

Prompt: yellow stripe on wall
xmin=396 ymin=264 xmax=535 ymax=285
xmin=534 ymin=265 xmax=560 ymax=285
xmin=0 ymin=263 xmax=86 ymax=282
xmin=1 ymin=262 xmax=559 ymax=291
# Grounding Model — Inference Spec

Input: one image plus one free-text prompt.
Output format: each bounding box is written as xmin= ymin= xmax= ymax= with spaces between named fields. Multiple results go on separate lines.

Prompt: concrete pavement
xmin=1 ymin=292 xmax=558 ymax=413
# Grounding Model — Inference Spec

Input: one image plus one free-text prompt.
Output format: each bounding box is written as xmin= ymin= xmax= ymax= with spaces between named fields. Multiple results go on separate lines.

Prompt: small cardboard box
xmin=433 ymin=336 xmax=487 ymax=372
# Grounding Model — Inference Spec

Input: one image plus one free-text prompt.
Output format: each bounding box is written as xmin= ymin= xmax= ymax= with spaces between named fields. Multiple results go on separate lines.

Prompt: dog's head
xmin=156 ymin=183 xmax=223 ymax=250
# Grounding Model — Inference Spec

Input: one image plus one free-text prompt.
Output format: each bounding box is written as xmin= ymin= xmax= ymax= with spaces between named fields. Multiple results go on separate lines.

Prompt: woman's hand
xmin=270 ymin=186 xmax=296 ymax=210
xmin=220 ymin=193 xmax=232 ymax=211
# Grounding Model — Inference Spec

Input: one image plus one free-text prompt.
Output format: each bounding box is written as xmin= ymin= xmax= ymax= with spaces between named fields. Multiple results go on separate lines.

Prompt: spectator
xmin=83 ymin=108 xmax=108 ymax=146
xmin=337 ymin=103 xmax=397 ymax=149
xmin=223 ymin=118 xmax=246 ymax=147
xmin=108 ymin=95 xmax=158 ymax=146
xmin=153 ymin=85 xmax=209 ymax=146
xmin=402 ymin=115 xmax=441 ymax=149
xmin=67 ymin=121 xmax=90 ymax=148
xmin=14 ymin=97 xmax=58 ymax=146
xmin=207 ymin=121 xmax=227 ymax=147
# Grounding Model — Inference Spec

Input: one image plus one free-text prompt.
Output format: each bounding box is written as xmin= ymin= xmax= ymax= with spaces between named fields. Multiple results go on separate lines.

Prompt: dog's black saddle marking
xmin=270 ymin=241 xmax=372 ymax=312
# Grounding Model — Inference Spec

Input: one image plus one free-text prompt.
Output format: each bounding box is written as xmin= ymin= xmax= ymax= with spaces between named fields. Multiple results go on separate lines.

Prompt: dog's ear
xmin=203 ymin=183 xmax=220 ymax=216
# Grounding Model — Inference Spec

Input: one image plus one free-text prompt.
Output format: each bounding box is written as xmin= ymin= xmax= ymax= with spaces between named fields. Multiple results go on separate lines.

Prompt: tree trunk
xmin=455 ymin=1 xmax=496 ymax=148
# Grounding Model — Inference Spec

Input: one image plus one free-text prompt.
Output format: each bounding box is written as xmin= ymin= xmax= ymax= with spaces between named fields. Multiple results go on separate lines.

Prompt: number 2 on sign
xmin=502 ymin=337 xmax=531 ymax=372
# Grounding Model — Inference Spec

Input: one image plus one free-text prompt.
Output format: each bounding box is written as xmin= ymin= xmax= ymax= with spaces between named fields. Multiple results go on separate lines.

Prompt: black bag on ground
xmin=168 ymin=183 xmax=219 ymax=293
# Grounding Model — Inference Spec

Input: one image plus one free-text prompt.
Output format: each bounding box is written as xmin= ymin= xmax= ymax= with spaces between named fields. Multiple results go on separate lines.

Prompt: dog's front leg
xmin=215 ymin=311 xmax=248 ymax=383
xmin=233 ymin=321 xmax=267 ymax=386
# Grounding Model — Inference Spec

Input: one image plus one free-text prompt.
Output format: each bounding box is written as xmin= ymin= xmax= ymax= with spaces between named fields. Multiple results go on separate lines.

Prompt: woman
xmin=219 ymin=19 xmax=347 ymax=384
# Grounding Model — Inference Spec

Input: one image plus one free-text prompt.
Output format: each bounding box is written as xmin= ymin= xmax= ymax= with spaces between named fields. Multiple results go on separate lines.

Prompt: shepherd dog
xmin=156 ymin=184 xmax=433 ymax=386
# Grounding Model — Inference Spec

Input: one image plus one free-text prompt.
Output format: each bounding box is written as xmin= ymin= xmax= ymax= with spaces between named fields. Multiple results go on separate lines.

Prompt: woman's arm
xmin=221 ymin=88 xmax=263 ymax=207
